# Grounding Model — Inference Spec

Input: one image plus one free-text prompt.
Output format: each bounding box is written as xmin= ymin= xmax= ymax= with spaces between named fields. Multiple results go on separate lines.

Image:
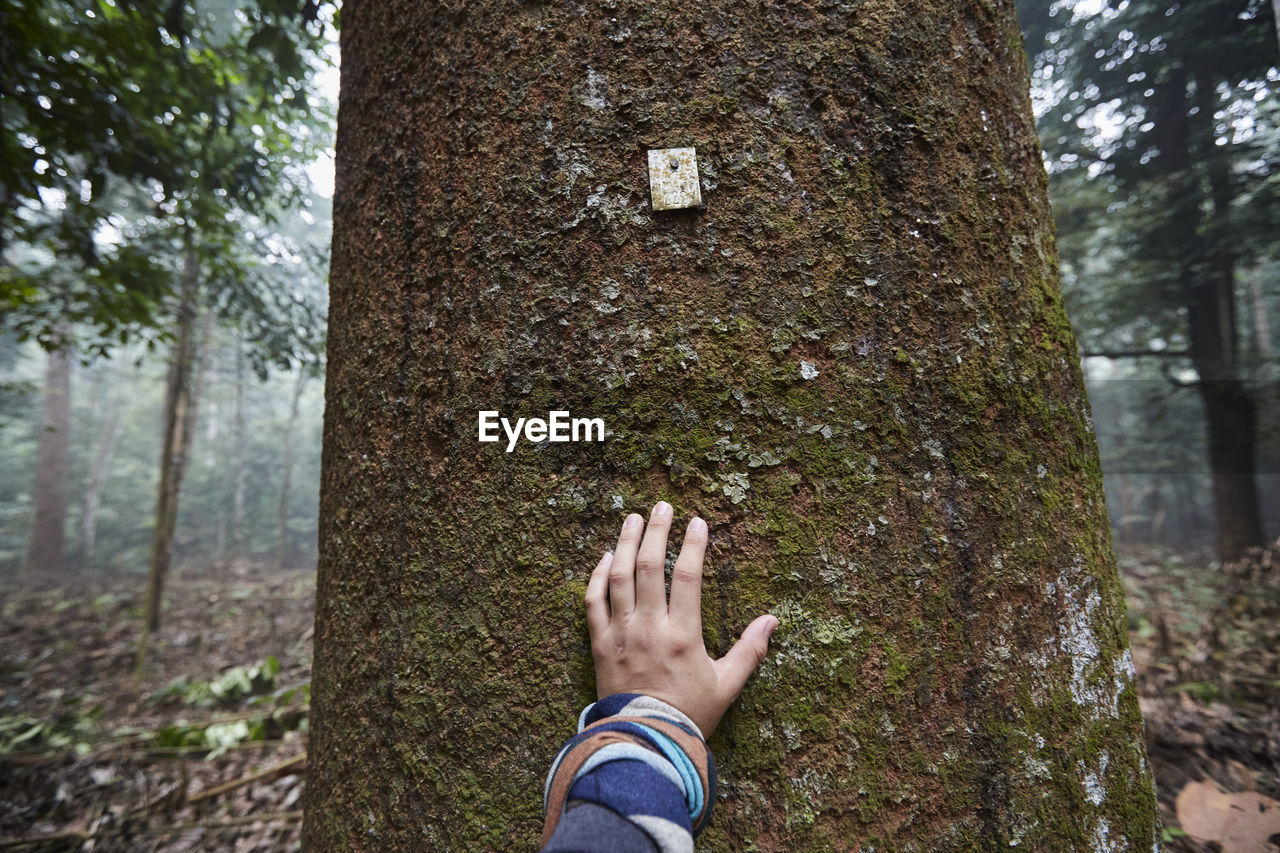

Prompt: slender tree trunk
xmin=276 ymin=371 xmax=307 ymax=570
xmin=137 ymin=236 xmax=204 ymax=672
xmin=1185 ymin=72 xmax=1263 ymax=560
xmin=231 ymin=336 xmax=247 ymax=558
xmin=305 ymin=1 xmax=1158 ymax=848
xmin=24 ymin=342 xmax=71 ymax=575
xmin=77 ymin=363 xmax=123 ymax=573
xmin=1248 ymin=275 xmax=1279 ymax=539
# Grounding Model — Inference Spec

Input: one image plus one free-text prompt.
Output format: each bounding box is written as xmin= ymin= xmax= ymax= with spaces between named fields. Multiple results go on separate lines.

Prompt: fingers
xmin=608 ymin=513 xmax=643 ymax=617
xmin=712 ymin=614 xmax=779 ymax=699
xmin=634 ymin=501 xmax=673 ymax=614
xmin=668 ymin=516 xmax=707 ymax=627
xmin=585 ymin=550 xmax=613 ymax=639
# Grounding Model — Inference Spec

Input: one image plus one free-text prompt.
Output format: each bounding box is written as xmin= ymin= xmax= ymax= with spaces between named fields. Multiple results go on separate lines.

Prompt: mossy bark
xmin=304 ymin=0 xmax=1159 ymax=849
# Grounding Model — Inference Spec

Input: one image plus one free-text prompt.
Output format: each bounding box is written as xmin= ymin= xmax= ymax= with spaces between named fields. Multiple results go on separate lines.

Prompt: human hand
xmin=585 ymin=501 xmax=779 ymax=737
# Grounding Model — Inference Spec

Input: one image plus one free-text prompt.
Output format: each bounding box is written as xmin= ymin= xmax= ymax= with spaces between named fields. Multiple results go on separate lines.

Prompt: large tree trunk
xmin=24 ymin=343 xmax=71 ymax=575
xmin=305 ymin=1 xmax=1159 ymax=849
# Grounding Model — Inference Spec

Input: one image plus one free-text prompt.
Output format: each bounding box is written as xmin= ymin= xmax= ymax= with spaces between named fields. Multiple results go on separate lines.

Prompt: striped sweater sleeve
xmin=540 ymin=693 xmax=717 ymax=853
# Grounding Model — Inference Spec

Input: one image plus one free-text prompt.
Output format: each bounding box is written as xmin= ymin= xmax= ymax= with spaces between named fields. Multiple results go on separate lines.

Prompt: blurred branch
xmin=1083 ymin=350 xmax=1191 ymax=359
xmin=186 ymin=753 xmax=306 ymax=805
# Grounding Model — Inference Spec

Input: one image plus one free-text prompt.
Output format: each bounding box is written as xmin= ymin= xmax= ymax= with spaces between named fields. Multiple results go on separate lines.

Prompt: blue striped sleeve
xmin=539 ymin=694 xmax=716 ymax=853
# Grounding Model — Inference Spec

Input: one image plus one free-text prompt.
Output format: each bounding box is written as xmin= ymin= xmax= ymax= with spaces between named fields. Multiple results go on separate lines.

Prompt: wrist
xmin=581 ymin=693 xmax=708 ymax=741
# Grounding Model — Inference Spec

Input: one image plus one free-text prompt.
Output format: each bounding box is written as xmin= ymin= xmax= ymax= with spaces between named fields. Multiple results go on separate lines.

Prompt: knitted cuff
xmin=541 ymin=694 xmax=717 ymax=847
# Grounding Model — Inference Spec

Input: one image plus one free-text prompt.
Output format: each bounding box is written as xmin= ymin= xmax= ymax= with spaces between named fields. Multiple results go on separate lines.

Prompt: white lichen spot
xmin=922 ymin=439 xmax=945 ymax=459
xmin=1024 ymin=753 xmax=1053 ymax=781
xmin=585 ymin=185 xmax=648 ymax=227
xmin=1080 ymin=751 xmax=1109 ymax=806
xmin=580 ymin=67 xmax=610 ymax=110
xmin=800 ymin=360 xmax=819 ymax=380
xmin=611 ymin=495 xmax=624 ymax=510
xmin=1090 ymin=817 xmax=1119 ymax=852
xmin=747 ymin=449 xmax=782 ymax=468
xmin=1037 ymin=464 xmax=1048 ymax=479
xmin=1047 ymin=568 xmax=1134 ymax=721
xmin=592 ymin=278 xmax=624 ymax=313
xmin=1059 ymin=576 xmax=1103 ymax=707
xmin=719 ymin=472 xmax=750 ymax=504
xmin=675 ymin=343 xmax=699 ymax=369
xmin=1111 ymin=649 xmax=1136 ymax=713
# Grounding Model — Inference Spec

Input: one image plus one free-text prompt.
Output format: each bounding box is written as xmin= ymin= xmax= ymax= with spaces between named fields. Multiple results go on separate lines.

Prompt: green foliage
xmin=149 ymin=655 xmax=281 ymax=708
xmin=0 ymin=705 xmax=103 ymax=755
xmin=1020 ymin=0 xmax=1279 ymax=354
xmin=151 ymin=705 xmax=307 ymax=759
xmin=1 ymin=0 xmax=334 ymax=364
xmin=148 ymin=664 xmax=309 ymax=758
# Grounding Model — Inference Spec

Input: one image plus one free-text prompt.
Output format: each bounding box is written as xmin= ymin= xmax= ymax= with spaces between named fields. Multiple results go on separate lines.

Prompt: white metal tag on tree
xmin=647 ymin=147 xmax=702 ymax=211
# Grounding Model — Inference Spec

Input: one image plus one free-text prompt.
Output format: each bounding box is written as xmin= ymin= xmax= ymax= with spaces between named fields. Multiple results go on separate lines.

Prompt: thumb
xmin=713 ymin=614 xmax=779 ymax=698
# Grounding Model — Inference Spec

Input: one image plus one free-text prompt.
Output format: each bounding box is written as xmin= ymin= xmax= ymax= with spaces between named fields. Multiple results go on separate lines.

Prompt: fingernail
xmin=653 ymin=500 xmax=672 ymax=517
xmin=602 ymin=550 xmax=614 ymax=563
xmin=689 ymin=517 xmax=707 ymax=535
xmin=625 ymin=513 xmax=642 ymax=529
xmin=766 ymin=616 xmax=780 ymax=636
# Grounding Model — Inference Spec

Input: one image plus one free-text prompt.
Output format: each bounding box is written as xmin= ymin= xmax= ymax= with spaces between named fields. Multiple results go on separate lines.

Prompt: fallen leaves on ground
xmin=0 ymin=561 xmax=313 ymax=852
xmin=1175 ymin=780 xmax=1280 ymax=853
xmin=1122 ymin=537 xmax=1280 ymax=852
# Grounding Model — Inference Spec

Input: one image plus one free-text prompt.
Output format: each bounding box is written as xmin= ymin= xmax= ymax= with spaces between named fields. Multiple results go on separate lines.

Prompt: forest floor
xmin=0 ymin=545 xmax=1277 ymax=852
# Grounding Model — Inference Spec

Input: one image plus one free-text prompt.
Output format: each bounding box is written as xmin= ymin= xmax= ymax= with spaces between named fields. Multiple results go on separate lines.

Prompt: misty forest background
xmin=0 ymin=0 xmax=1278 ymax=851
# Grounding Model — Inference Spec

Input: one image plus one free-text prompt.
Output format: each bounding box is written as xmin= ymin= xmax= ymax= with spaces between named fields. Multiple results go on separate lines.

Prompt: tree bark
xmin=305 ymin=1 xmax=1159 ymax=849
xmin=24 ymin=342 xmax=71 ymax=575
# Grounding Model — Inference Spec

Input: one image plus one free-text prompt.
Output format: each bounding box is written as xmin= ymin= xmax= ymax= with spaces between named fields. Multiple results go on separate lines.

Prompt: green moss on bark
xmin=304 ymin=0 xmax=1159 ymax=849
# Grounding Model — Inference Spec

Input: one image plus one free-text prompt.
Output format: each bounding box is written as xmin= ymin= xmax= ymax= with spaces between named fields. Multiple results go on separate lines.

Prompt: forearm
xmin=540 ymin=693 xmax=715 ymax=853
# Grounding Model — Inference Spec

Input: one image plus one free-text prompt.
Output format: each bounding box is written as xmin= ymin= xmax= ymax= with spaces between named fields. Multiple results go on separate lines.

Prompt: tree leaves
xmin=1 ymin=0 xmax=336 ymax=365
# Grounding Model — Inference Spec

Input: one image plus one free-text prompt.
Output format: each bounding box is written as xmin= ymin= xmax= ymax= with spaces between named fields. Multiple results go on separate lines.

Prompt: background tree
xmin=23 ymin=340 xmax=70 ymax=573
xmin=304 ymin=0 xmax=1157 ymax=848
xmin=1021 ymin=0 xmax=1280 ymax=560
